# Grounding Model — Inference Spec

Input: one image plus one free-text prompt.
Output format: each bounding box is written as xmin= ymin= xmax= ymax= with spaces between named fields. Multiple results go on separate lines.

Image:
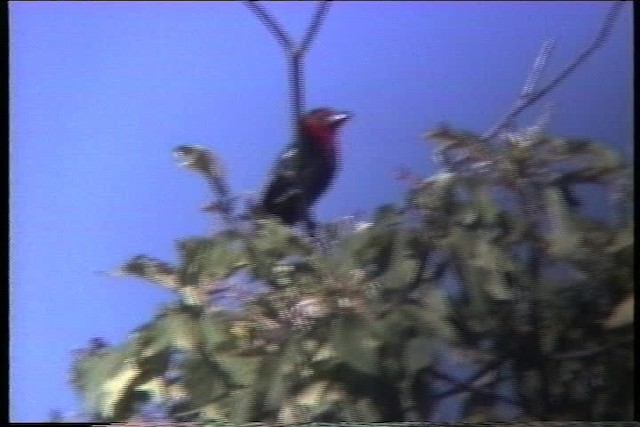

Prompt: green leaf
xmin=227 ymin=387 xmax=259 ymax=424
xmin=199 ymin=312 xmax=234 ymax=352
xmin=338 ymin=395 xmax=382 ymax=422
xmin=464 ymin=234 xmax=516 ymax=301
xmin=130 ymin=321 xmax=171 ymax=360
xmin=200 ymin=400 xmax=229 ymax=422
xmin=177 ymin=284 xmax=205 ymax=306
xmin=181 ymin=355 xmax=230 ymax=406
xmin=604 ymin=294 xmax=634 ymax=329
xmin=133 ymin=376 xmax=167 ymax=405
xmin=378 ymin=309 xmax=412 ymax=345
xmin=216 ymin=354 xmax=262 ymax=387
xmin=159 ymin=308 xmax=201 ymax=352
xmin=251 ymin=219 xmax=312 ymax=258
xmin=116 ymin=255 xmax=179 ymax=289
xmin=278 ymin=401 xmax=309 ymax=424
xmin=263 ymin=339 xmax=305 ymax=411
xmin=605 ymin=224 xmax=634 ymax=254
xmin=331 ymin=314 xmax=380 ymax=375
xmin=99 ymin=358 xmax=140 ymax=419
xmin=471 ymin=185 xmax=499 ymax=223
xmin=544 ymin=187 xmax=586 ymax=259
xmin=404 ymin=336 xmax=433 ymax=376
xmin=72 ymin=348 xmax=144 ymax=421
xmin=295 ymin=380 xmax=330 ymax=407
xmin=71 ymin=349 xmax=127 ymax=412
xmin=380 ymin=230 xmax=419 ymax=291
xmin=350 ymin=396 xmax=382 ymax=422
xmin=422 ymin=288 xmax=456 ymax=340
xmin=178 ymin=235 xmax=246 ymax=286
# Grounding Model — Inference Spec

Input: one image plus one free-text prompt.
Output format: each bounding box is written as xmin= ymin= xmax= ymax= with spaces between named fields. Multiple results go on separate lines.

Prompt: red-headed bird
xmin=261 ymin=107 xmax=351 ymax=232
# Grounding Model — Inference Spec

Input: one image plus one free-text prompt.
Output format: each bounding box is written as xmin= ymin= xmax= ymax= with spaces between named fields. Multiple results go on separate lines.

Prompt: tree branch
xmin=484 ymin=1 xmax=627 ymax=141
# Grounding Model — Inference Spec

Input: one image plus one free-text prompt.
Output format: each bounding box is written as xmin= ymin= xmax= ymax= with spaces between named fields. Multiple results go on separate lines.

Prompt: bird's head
xmin=301 ymin=107 xmax=352 ymax=152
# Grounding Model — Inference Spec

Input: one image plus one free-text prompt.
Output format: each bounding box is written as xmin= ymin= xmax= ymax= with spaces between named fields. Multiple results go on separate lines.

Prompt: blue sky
xmin=10 ymin=1 xmax=632 ymax=422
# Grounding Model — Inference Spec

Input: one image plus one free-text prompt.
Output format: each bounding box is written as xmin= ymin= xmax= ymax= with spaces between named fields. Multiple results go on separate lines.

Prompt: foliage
xmin=69 ymin=122 xmax=633 ymax=423
xmin=59 ymin=2 xmax=633 ymax=423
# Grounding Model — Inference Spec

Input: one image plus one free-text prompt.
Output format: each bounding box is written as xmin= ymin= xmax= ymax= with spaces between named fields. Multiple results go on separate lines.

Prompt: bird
xmin=260 ymin=107 xmax=351 ymax=233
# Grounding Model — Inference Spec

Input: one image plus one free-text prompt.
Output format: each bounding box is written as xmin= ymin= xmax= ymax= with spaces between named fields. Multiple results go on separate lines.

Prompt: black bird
xmin=261 ymin=107 xmax=351 ymax=231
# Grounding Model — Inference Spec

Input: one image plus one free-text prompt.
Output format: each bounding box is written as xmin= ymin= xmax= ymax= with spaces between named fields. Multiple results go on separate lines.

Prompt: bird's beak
xmin=328 ymin=111 xmax=352 ymax=127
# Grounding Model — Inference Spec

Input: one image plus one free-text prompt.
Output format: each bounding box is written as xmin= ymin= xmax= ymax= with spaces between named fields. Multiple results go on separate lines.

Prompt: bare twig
xmin=550 ymin=337 xmax=634 ymax=360
xmin=242 ymin=1 xmax=293 ymax=52
xmin=521 ymin=38 xmax=556 ymax=98
xmin=243 ymin=1 xmax=332 ymax=140
xmin=298 ymin=1 xmax=332 ymax=57
xmin=484 ymin=0 xmax=627 ymax=141
xmin=428 ymin=359 xmax=514 ymax=401
xmin=428 ymin=362 xmax=521 ymax=407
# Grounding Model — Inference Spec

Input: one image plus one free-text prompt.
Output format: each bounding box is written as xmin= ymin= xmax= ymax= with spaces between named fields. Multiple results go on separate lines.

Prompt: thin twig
xmin=242 ymin=1 xmax=293 ymax=52
xmin=243 ymin=1 xmax=332 ymax=142
xmin=428 ymin=359 xmax=509 ymax=399
xmin=298 ymin=1 xmax=332 ymax=56
xmin=484 ymin=0 xmax=627 ymax=141
xmin=521 ymin=38 xmax=556 ymax=98
xmin=428 ymin=362 xmax=520 ymax=407
xmin=550 ymin=337 xmax=634 ymax=360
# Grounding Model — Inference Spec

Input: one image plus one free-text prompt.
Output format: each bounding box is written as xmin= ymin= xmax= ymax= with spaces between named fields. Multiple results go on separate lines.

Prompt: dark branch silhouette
xmin=243 ymin=1 xmax=332 ymax=140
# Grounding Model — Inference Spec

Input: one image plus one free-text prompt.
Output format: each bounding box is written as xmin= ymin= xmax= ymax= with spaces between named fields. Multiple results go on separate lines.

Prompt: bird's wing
xmin=262 ymin=145 xmax=304 ymax=205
